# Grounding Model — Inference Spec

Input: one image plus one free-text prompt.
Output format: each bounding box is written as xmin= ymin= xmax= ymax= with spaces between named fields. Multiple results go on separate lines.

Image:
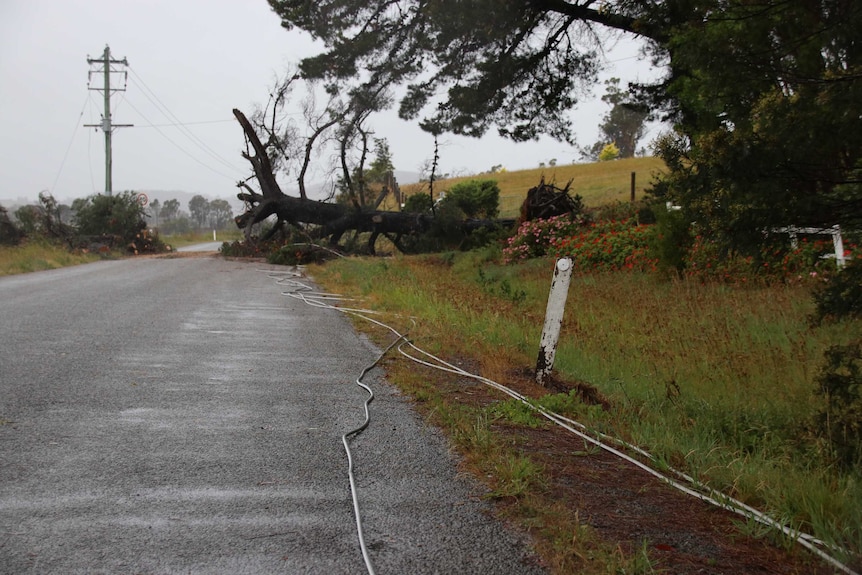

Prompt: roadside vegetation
xmin=0 ymin=240 xmax=102 ymax=276
xmin=0 ymin=191 xmax=241 ymax=276
xmin=286 ymin=161 xmax=862 ymax=573
xmin=308 ymin=242 xmax=861 ymax=573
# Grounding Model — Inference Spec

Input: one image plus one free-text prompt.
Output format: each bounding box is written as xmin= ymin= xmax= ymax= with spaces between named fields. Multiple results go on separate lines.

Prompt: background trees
xmin=209 ymin=199 xmax=234 ymax=229
xmin=159 ymin=199 xmax=180 ymax=223
xmin=582 ymin=78 xmax=648 ymax=161
xmin=189 ymin=195 xmax=211 ymax=229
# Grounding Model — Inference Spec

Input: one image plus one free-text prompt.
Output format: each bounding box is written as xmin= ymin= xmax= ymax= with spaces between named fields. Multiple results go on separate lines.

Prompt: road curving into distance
xmin=0 ymin=256 xmax=545 ymax=574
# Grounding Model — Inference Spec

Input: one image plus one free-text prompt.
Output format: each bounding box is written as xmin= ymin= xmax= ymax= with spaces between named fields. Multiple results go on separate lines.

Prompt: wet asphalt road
xmin=0 ymin=256 xmax=545 ymax=574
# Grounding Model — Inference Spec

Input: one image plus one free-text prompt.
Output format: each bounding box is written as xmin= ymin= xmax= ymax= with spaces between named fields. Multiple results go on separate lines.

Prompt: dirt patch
xmin=400 ymin=360 xmax=842 ymax=575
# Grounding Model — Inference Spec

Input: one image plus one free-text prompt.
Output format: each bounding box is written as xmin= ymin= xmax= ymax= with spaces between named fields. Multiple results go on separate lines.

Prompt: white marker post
xmin=536 ymin=258 xmax=573 ymax=386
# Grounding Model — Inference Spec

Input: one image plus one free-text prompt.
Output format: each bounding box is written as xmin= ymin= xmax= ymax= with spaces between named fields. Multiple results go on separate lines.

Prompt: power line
xmin=50 ymin=94 xmax=90 ymax=195
xmin=135 ymin=119 xmax=236 ymax=128
xmin=126 ymin=66 xmax=245 ymax=176
xmin=120 ymin=97 xmax=244 ymax=182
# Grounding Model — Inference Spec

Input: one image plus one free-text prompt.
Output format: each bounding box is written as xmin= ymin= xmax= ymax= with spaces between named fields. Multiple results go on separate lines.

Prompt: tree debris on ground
xmin=519 ymin=177 xmax=584 ymax=222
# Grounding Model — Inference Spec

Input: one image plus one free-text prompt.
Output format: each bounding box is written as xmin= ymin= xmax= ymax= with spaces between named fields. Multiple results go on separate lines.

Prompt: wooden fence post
xmin=536 ymin=258 xmax=574 ymax=387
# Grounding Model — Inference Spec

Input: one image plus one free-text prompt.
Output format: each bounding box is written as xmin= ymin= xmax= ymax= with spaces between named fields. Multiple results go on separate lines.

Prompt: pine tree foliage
xmin=268 ymin=0 xmax=862 ymax=245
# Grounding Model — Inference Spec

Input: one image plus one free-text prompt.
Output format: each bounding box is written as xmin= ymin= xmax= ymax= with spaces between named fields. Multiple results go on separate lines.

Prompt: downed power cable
xmin=265 ymin=268 xmax=859 ymax=575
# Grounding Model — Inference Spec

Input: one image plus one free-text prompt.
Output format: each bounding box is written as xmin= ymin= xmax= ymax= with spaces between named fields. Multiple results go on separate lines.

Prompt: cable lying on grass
xmin=262 ymin=268 xmax=859 ymax=575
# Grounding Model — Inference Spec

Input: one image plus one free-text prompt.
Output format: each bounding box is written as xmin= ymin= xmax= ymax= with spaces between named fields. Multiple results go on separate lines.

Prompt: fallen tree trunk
xmin=233 ymin=108 xmax=436 ymax=254
xmin=236 ymin=187 xmax=434 ymax=253
xmin=233 ymin=108 xmax=522 ymax=254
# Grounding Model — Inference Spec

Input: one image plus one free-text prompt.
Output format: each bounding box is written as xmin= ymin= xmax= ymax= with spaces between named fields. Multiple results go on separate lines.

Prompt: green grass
xmin=309 ymin=251 xmax=862 ymax=569
xmin=0 ymin=229 xmax=243 ymax=277
xmin=0 ymin=241 xmax=102 ymax=276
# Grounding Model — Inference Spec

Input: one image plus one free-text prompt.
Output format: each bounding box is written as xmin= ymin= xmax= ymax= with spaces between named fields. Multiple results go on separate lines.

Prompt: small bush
xmin=72 ymin=191 xmax=147 ymax=245
xmin=400 ymin=185 xmax=506 ymax=252
xmin=0 ymin=206 xmax=22 ymax=245
xmin=403 ymin=192 xmax=433 ymax=213
xmin=12 ymin=193 xmax=74 ymax=242
xmin=811 ymin=259 xmax=862 ymax=325
xmin=650 ymin=203 xmax=692 ymax=274
xmin=14 ymin=205 xmax=44 ymax=236
xmin=502 ymin=214 xmax=586 ymax=263
xmin=813 ymin=341 xmax=862 ymax=470
xmin=599 ymin=142 xmax=620 ymax=161
xmin=438 ymin=179 xmax=500 ymax=220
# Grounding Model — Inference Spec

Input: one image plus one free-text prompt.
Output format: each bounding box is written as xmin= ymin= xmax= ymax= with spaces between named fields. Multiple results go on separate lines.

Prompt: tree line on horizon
xmin=0 ymin=191 xmax=236 ymax=250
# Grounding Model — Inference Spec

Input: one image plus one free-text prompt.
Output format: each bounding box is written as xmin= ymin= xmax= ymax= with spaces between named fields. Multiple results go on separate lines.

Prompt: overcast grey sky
xmin=0 ymin=0 xmax=663 ymax=206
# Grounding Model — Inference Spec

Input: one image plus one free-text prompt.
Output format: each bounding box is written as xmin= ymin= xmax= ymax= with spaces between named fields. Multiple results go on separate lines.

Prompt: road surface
xmin=176 ymin=241 xmax=222 ymax=252
xmin=0 ymin=256 xmax=544 ymax=574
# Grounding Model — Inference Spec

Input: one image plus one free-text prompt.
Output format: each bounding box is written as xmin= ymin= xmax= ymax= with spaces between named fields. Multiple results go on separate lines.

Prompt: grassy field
xmin=398 ymin=156 xmax=666 ymax=218
xmin=160 ymin=229 xmax=243 ymax=249
xmin=308 ymin=250 xmax=862 ymax=573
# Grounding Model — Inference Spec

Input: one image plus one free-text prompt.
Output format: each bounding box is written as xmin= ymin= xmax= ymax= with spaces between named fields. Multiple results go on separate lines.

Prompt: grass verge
xmin=308 ymin=250 xmax=862 ymax=573
xmin=0 ymin=241 xmax=102 ymax=276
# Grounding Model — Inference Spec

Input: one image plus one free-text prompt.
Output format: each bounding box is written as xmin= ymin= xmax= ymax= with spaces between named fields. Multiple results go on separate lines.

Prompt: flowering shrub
xmin=548 ymin=218 xmax=658 ymax=272
xmin=684 ymin=234 xmax=857 ymax=284
xmin=503 ymin=216 xmax=657 ymax=272
xmin=504 ymin=212 xmax=857 ymax=282
xmin=502 ymin=214 xmax=585 ymax=263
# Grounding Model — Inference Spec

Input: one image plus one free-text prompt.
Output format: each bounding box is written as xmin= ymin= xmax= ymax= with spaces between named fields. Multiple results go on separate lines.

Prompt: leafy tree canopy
xmin=269 ymin=0 xmax=862 ymax=244
xmin=267 ymin=0 xmax=644 ymax=142
xmin=72 ymin=191 xmax=147 ymax=245
xmin=650 ymin=0 xmax=862 ymax=246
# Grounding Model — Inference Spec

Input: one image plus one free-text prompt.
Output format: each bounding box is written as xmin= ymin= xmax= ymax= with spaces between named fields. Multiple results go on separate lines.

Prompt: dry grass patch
xmin=398 ymin=157 xmax=666 ymax=218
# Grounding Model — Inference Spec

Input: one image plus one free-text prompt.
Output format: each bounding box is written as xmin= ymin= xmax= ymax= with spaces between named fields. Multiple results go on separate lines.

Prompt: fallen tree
xmin=232 ymin=106 xmax=584 ymax=256
xmin=233 ymin=108 xmax=438 ymax=254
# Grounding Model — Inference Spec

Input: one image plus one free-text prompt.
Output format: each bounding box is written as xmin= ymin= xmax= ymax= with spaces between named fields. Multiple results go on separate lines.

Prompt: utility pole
xmin=85 ymin=45 xmax=132 ymax=195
